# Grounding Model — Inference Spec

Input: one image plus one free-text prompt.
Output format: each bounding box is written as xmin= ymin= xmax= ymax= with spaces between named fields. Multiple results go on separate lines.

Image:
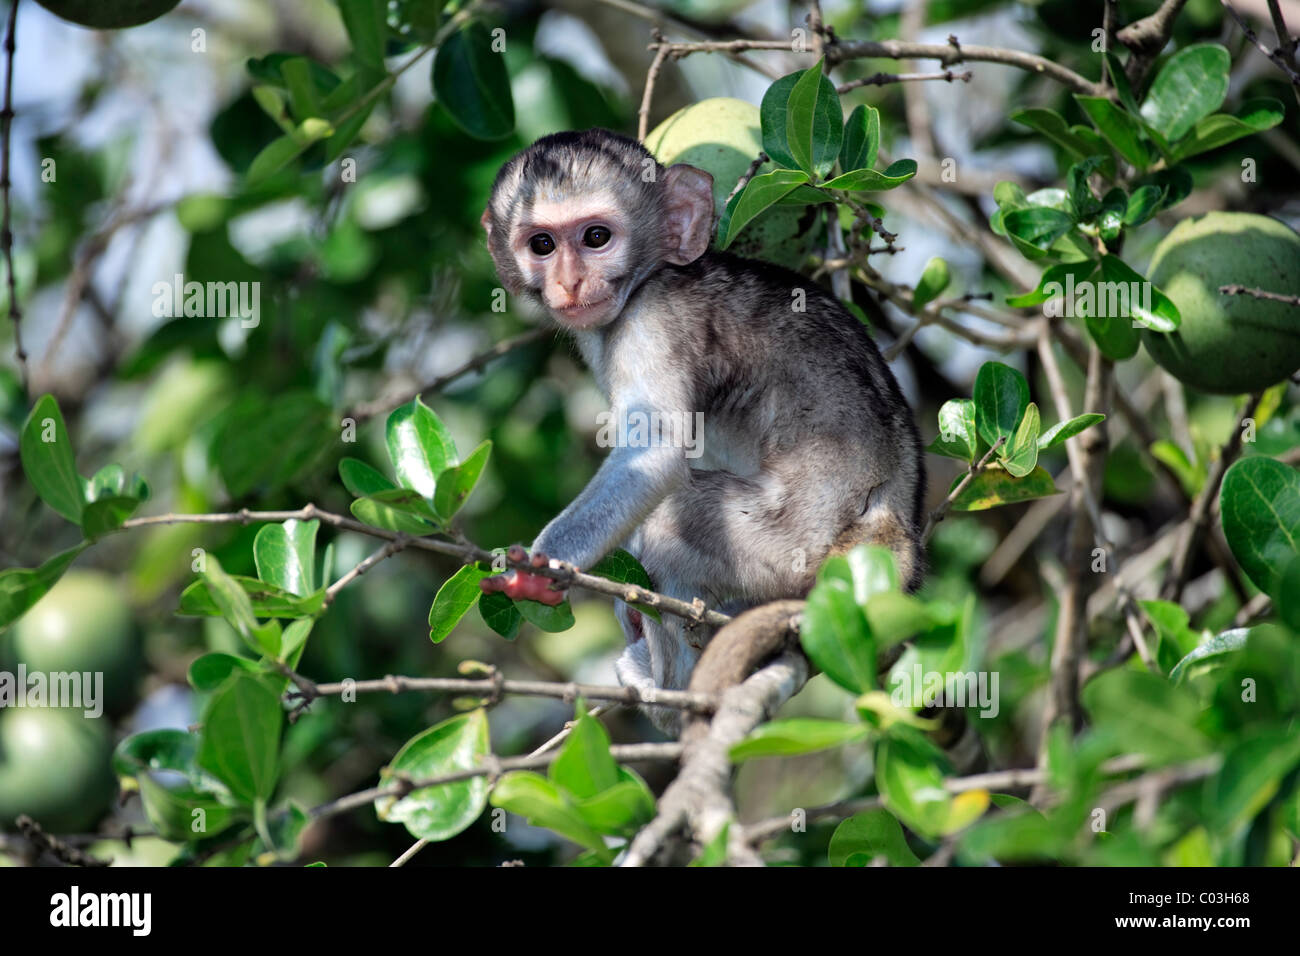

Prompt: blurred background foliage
xmin=0 ymin=0 xmax=1297 ymax=866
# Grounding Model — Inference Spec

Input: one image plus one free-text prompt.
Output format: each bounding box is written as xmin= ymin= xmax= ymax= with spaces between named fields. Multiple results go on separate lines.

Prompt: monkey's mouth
xmin=554 ymin=297 xmax=613 ymax=325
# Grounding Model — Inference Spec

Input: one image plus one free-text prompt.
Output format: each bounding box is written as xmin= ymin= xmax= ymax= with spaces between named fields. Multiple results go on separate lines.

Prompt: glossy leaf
xmin=719 ymin=169 xmax=810 ymax=249
xmin=1075 ymin=96 xmax=1149 ymax=168
xmin=784 ymin=60 xmax=842 ymax=178
xmin=376 ymin=709 xmax=490 ymax=842
xmin=973 ymin=361 xmax=1030 ymax=449
xmin=429 ymin=564 xmax=490 ymax=643
xmin=0 ymin=544 xmax=87 ymax=630
xmin=197 ymin=670 xmax=284 ymax=805
xmin=949 ymin=465 xmax=1060 ymax=511
xmin=911 ymin=257 xmax=950 ymax=310
xmin=1140 ymin=43 xmax=1230 ymax=143
xmin=20 ymin=394 xmax=84 ymax=524
xmin=839 ymin=104 xmax=880 ymax=171
xmin=829 ymin=810 xmax=920 ymax=867
xmin=386 ymin=396 xmax=457 ymax=501
xmin=730 ymin=719 xmax=869 ymax=761
xmin=433 ymin=439 xmax=492 ymax=519
xmin=432 ymin=23 xmax=515 ymax=140
xmin=253 ymin=519 xmax=319 ymax=596
xmin=1220 ymin=457 xmax=1300 ymax=597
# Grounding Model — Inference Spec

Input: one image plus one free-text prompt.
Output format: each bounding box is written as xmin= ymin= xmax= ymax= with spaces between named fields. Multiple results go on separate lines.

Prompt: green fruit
xmin=0 ymin=709 xmax=114 ymax=831
xmin=646 ymin=97 xmax=820 ymax=269
xmin=34 ymin=0 xmax=181 ymax=29
xmin=12 ymin=571 xmax=140 ymax=713
xmin=1141 ymin=212 xmax=1300 ymax=394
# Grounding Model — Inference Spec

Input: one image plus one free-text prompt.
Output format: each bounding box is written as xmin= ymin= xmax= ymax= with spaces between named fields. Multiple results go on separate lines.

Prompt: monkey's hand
xmin=478 ymin=545 xmax=567 ymax=606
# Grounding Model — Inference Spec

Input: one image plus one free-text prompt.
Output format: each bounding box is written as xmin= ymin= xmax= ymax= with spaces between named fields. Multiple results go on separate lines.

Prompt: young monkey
xmin=479 ymin=129 xmax=925 ymax=731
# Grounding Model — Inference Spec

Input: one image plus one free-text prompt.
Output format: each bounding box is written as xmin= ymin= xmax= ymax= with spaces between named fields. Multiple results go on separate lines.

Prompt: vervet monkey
xmin=479 ymin=129 xmax=924 ymax=730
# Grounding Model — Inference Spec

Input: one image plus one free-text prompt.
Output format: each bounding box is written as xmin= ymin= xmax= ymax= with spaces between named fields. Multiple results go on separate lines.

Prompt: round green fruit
xmin=0 ymin=709 xmax=114 ymax=832
xmin=13 ymin=571 xmax=140 ymax=713
xmin=1141 ymin=211 xmax=1300 ymax=394
xmin=35 ymin=0 xmax=181 ymax=29
xmin=646 ymin=97 xmax=820 ymax=269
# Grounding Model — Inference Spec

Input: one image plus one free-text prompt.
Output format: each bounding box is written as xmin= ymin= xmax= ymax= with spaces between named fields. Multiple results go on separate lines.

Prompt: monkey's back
xmin=637 ymin=252 xmax=918 ymax=468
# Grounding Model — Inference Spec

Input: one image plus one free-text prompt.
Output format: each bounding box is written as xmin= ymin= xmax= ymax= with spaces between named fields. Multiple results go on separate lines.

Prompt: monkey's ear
xmin=479 ymin=207 xmax=493 ymax=238
xmin=661 ymin=164 xmax=714 ymax=265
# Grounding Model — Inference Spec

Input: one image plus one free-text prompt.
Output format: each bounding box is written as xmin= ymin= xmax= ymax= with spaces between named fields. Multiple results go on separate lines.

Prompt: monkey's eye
xmin=583 ymin=226 xmax=612 ymax=249
xmin=529 ymin=233 xmax=555 ymax=256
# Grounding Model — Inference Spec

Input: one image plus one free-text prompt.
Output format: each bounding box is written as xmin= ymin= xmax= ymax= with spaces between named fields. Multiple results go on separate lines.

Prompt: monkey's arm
xmin=480 ymin=397 xmax=691 ymax=604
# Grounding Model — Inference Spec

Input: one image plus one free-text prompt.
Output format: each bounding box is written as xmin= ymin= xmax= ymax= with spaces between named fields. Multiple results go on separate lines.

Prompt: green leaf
xmin=20 ymin=394 xmax=84 ymax=524
xmin=339 ymin=457 xmax=396 ymax=497
xmin=1140 ymin=43 xmax=1230 ymax=143
xmin=839 ymin=104 xmax=880 ymax=171
xmin=386 ymin=396 xmax=457 ymax=500
xmin=1010 ymin=107 xmax=1115 ymax=170
xmin=81 ymin=495 xmax=142 ymax=539
xmin=188 ymin=652 xmax=261 ymax=692
xmin=197 ymin=671 xmax=284 ymax=805
xmin=1005 ymin=260 xmax=1097 ymax=308
xmin=1105 ymin=51 xmax=1141 ymax=116
xmin=719 ymin=169 xmax=810 ymax=249
xmin=350 ymin=494 xmax=438 ymax=535
xmin=1098 ymin=254 xmax=1180 ymax=332
xmin=1151 ymin=439 xmax=1204 ymax=498
xmin=433 ymin=439 xmax=491 ymax=520
xmin=550 ymin=706 xmax=620 ymax=799
xmin=829 ymin=810 xmax=920 ymax=867
xmin=823 ymin=159 xmax=917 ymax=191
xmin=490 ymin=771 xmax=609 ymax=858
xmin=432 ymin=22 xmax=515 ymax=140
xmin=516 ymin=598 xmax=576 ymax=633
xmin=730 ymin=719 xmax=869 ymax=761
xmin=1123 ymin=185 xmax=1162 ymax=227
xmin=929 ymin=398 xmax=978 ymax=462
xmin=588 ymin=548 xmax=661 ymax=622
xmin=0 ymin=544 xmax=87 ymax=629
xmin=478 ymin=590 xmax=522 ymax=640
xmin=758 ymin=71 xmax=802 ymax=169
xmin=1169 ymin=98 xmax=1285 ymax=163
xmin=376 ymin=709 xmax=490 ymax=843
xmin=973 ymin=361 xmax=1030 ymax=449
xmin=573 ymin=774 xmax=656 ymax=835
xmin=178 ymin=575 xmax=325 ymax=620
xmin=1001 ymin=206 xmax=1076 ymax=252
xmin=1141 ymin=599 xmax=1202 ymax=674
xmin=1081 ymin=669 xmax=1211 ymax=764
xmin=1001 ymin=402 xmax=1040 ymax=478
xmin=949 ymin=465 xmax=1060 ymax=511
xmin=1066 ymin=155 xmax=1106 ymax=220
xmin=784 ymin=60 xmax=842 ymax=178
xmin=911 ymin=257 xmax=950 ymax=310
xmin=1037 ymin=413 xmax=1104 ymax=450
xmin=1220 ymin=457 xmax=1300 ymax=597
xmin=876 ymin=726 xmax=955 ymax=838
xmin=338 ymin=0 xmax=387 ymax=70
xmin=429 ymin=564 xmax=490 ymax=643
xmin=200 ymin=557 xmax=280 ymax=658
xmin=1169 ymin=627 xmax=1249 ymax=684
xmin=1206 ymin=729 xmax=1300 ymax=832
xmin=246 ymin=133 xmax=307 ymax=186
xmin=253 ymin=519 xmax=319 ymax=596
xmin=1084 ymin=307 xmax=1141 ymax=361
xmin=801 ymin=576 xmax=875 ymax=693
xmin=1074 ymin=96 xmax=1150 ymax=168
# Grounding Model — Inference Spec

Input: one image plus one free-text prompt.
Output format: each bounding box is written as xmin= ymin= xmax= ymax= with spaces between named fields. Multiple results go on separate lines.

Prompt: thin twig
xmin=1219 ymin=283 xmax=1300 ymax=306
xmin=922 ymin=436 xmax=1006 ymax=543
xmin=1 ymin=0 xmax=24 ymax=392
xmin=117 ymin=505 xmax=733 ymax=628
xmin=836 ymin=69 xmax=972 ymax=94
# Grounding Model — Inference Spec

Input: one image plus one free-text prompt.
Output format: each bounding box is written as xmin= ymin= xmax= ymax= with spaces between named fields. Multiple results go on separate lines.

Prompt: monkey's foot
xmin=478 ymin=545 xmax=568 ymax=605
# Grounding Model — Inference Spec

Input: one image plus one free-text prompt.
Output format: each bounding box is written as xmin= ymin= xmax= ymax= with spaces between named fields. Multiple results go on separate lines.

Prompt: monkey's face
xmin=507 ymin=194 xmax=633 ymax=329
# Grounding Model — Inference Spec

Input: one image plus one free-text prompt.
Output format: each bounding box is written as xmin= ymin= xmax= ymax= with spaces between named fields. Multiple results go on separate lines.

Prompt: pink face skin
xmin=513 ymin=198 xmax=628 ymax=330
